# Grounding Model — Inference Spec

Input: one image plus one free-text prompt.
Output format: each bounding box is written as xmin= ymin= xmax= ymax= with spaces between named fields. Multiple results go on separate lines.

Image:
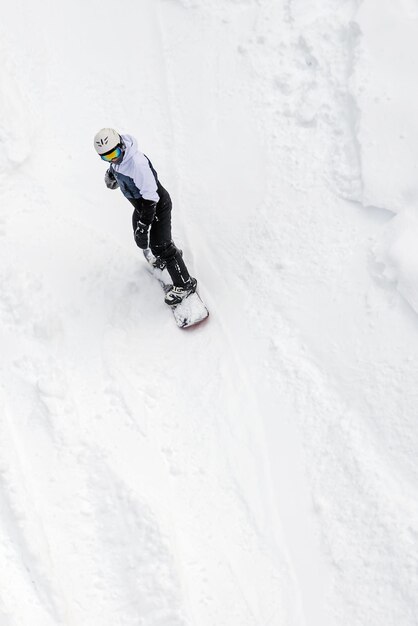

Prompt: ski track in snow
xmin=0 ymin=0 xmax=418 ymax=625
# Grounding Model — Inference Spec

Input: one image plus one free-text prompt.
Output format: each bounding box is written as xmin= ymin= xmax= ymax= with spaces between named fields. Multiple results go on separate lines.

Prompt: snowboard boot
xmin=164 ymin=277 xmax=197 ymax=306
xmin=143 ymin=248 xmax=167 ymax=270
xmin=143 ymin=248 xmax=183 ymax=272
xmin=152 ymin=255 xmax=167 ymax=271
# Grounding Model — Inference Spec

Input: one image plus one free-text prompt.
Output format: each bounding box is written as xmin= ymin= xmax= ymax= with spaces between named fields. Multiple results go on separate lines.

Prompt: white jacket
xmin=111 ymin=134 xmax=160 ymax=203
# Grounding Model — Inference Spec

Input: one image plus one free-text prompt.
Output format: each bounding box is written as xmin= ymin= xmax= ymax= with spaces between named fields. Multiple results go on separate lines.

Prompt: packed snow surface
xmin=1 ymin=0 xmax=418 ymax=624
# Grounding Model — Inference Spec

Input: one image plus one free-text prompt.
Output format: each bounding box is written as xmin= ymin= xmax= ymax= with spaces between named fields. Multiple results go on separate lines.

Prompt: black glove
xmin=134 ymin=221 xmax=150 ymax=249
xmin=104 ymin=169 xmax=119 ymax=190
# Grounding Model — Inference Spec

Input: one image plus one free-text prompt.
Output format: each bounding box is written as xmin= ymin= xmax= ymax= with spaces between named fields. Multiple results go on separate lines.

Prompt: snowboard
xmin=143 ymin=249 xmax=209 ymax=329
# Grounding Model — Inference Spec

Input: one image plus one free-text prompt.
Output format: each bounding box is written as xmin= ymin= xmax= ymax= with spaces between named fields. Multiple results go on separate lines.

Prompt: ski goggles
xmin=100 ymin=145 xmax=123 ymax=162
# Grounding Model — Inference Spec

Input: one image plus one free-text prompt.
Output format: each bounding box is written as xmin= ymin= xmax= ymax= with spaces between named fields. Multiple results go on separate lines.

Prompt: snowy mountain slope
xmin=351 ymin=0 xmax=418 ymax=318
xmin=1 ymin=0 xmax=418 ymax=625
xmin=247 ymin=1 xmax=418 ymax=622
xmin=1 ymin=2 xmax=301 ymax=625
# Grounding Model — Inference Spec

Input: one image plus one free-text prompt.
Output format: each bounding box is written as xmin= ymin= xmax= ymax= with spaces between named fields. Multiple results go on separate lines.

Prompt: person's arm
xmin=131 ymin=156 xmax=160 ymax=249
xmin=131 ymin=156 xmax=159 ymax=225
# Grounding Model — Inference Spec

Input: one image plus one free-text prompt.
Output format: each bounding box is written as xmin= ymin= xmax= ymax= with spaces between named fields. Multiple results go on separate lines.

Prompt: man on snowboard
xmin=94 ymin=128 xmax=197 ymax=306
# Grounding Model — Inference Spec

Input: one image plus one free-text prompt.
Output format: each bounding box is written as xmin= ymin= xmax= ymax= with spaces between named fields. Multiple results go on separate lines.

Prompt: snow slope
xmin=1 ymin=0 xmax=418 ymax=625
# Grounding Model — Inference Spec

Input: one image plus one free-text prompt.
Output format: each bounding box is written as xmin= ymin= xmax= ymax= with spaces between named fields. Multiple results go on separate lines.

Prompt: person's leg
xmin=149 ymin=196 xmax=193 ymax=288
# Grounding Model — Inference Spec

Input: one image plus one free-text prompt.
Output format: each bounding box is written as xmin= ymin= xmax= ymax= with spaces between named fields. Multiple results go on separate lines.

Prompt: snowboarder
xmin=94 ymin=128 xmax=197 ymax=306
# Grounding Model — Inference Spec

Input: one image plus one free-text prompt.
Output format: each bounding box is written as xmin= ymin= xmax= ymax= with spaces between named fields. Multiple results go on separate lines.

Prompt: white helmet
xmin=94 ymin=128 xmax=121 ymax=155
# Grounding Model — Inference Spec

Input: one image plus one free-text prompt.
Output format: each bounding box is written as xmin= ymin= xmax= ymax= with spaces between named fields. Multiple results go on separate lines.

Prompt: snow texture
xmin=1 ymin=0 xmax=418 ymax=625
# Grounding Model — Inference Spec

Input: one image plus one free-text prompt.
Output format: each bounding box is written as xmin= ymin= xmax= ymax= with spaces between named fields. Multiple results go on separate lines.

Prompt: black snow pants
xmin=130 ymin=188 xmax=191 ymax=288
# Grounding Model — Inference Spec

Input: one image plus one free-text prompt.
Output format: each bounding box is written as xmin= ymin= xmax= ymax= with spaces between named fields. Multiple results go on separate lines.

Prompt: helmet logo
xmin=96 ymin=136 xmax=109 ymax=147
